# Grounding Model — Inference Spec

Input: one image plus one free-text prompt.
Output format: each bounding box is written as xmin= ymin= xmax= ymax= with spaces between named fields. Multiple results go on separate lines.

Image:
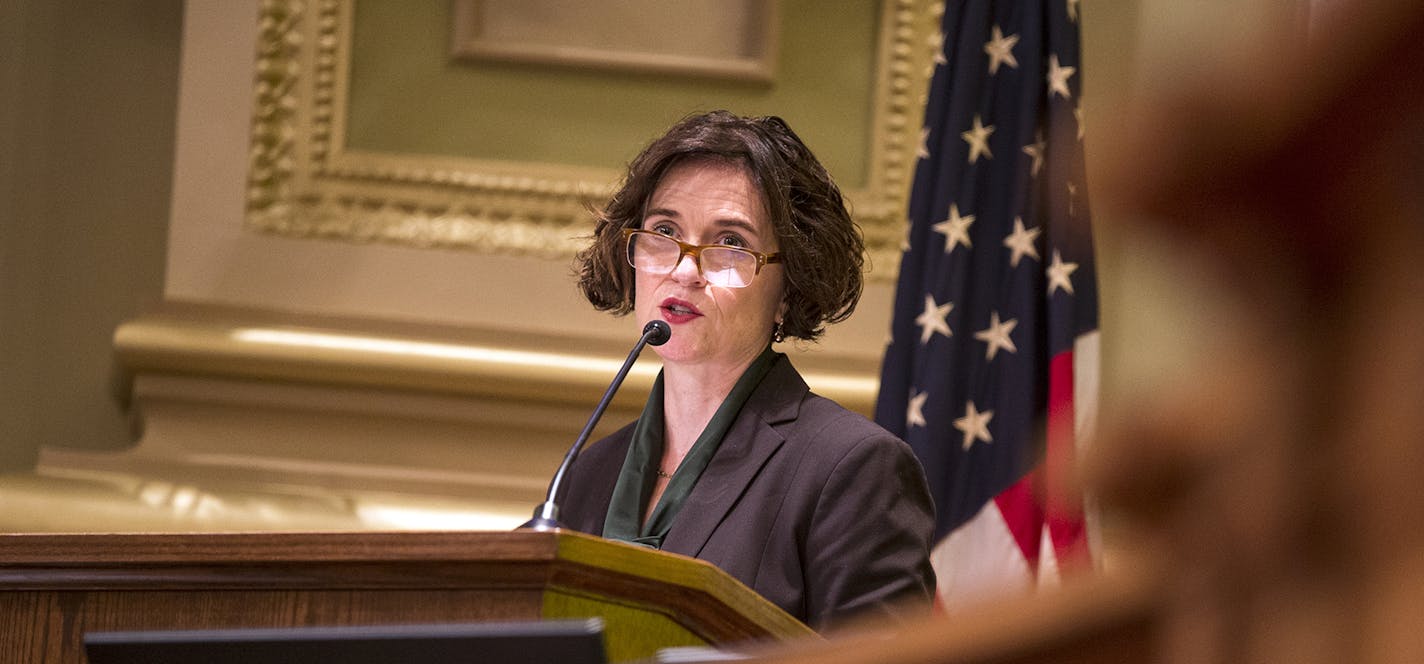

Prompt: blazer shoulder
xmin=790 ymin=392 xmax=912 ymax=457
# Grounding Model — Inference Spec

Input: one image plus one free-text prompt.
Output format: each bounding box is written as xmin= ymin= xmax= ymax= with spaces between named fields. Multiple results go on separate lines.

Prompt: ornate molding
xmin=111 ymin=303 xmax=879 ymax=414
xmin=246 ymin=0 xmax=939 ymax=272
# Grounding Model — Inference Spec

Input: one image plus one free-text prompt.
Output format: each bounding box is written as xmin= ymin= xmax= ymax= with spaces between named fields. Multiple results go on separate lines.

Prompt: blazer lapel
xmin=660 ymin=357 xmax=807 ymax=558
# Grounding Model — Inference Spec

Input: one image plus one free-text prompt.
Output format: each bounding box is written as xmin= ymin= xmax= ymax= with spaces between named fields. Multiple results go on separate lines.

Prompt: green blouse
xmin=602 ymin=346 xmax=780 ymax=549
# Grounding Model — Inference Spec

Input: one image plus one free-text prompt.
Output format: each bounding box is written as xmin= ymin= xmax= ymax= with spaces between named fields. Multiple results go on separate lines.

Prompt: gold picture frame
xmin=245 ymin=0 xmax=939 ymax=277
xmin=450 ymin=0 xmax=779 ymax=83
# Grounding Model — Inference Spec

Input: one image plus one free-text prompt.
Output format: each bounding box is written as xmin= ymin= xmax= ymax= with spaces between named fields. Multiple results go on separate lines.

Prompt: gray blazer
xmin=556 ymin=355 xmax=937 ymax=629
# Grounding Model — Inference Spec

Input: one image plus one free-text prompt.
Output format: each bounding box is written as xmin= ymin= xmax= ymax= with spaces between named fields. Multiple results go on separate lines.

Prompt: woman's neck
xmin=659 ymin=356 xmax=755 ymax=458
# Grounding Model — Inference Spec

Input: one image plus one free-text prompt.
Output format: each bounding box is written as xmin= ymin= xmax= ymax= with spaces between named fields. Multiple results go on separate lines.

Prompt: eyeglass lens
xmin=627 ymin=232 xmax=758 ymax=288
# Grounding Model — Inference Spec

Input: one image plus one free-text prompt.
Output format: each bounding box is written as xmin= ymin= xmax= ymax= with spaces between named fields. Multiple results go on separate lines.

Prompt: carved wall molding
xmin=110 ymin=302 xmax=879 ymax=414
xmin=245 ymin=0 xmax=939 ymax=273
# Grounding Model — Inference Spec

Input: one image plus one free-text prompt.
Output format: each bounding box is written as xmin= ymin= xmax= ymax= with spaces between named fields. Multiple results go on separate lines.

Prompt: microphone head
xmin=642 ymin=320 xmax=672 ymax=346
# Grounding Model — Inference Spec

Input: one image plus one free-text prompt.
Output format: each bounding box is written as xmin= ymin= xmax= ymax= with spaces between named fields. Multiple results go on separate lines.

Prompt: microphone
xmin=521 ymin=320 xmax=671 ymax=530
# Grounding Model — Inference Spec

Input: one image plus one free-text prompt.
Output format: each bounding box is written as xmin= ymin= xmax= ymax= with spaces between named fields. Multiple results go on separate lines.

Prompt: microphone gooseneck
xmin=520 ymin=320 xmax=671 ymax=530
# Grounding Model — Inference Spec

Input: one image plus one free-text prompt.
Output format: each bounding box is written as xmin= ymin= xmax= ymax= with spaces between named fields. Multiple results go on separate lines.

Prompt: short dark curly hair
xmin=575 ymin=110 xmax=865 ymax=342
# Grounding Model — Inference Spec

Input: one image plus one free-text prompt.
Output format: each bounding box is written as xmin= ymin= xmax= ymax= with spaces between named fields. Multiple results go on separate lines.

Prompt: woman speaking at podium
xmin=557 ymin=111 xmax=936 ymax=629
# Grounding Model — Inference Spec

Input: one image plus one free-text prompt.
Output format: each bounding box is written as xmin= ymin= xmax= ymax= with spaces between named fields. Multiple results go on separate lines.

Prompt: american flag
xmin=875 ymin=0 xmax=1099 ymax=608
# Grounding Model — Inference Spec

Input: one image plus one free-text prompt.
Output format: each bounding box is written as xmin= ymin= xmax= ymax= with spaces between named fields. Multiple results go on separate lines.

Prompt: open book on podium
xmin=0 ymin=529 xmax=815 ymax=663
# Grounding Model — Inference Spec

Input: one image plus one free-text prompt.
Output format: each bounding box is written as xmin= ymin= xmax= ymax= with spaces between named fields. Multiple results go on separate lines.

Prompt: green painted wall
xmin=346 ymin=1 xmax=879 ymax=187
xmin=0 ymin=0 xmax=180 ymax=469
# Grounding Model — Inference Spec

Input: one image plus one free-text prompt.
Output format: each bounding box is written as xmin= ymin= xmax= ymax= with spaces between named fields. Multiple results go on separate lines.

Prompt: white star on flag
xmin=1047 ymin=54 xmax=1076 ymax=100
xmin=973 ymin=311 xmax=1019 ymax=361
xmin=932 ymin=204 xmax=975 ymax=254
xmin=1047 ymin=250 xmax=1079 ymax=295
xmin=961 ymin=114 xmax=995 ymax=163
xmin=1022 ymin=132 xmax=1047 ymax=177
xmin=915 ymin=294 xmax=954 ymax=344
xmin=907 ymin=389 xmax=929 ymax=428
xmin=954 ymin=401 xmax=994 ymax=450
xmin=1002 ymin=217 xmax=1042 ymax=267
xmin=983 ymin=26 xmax=1020 ymax=75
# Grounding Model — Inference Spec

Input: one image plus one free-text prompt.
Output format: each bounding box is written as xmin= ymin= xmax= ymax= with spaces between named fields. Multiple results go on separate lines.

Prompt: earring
xmin=773 ymin=321 xmax=785 ymax=344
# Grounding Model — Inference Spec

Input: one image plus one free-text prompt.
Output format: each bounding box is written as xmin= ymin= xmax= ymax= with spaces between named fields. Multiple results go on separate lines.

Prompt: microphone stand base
xmin=518 ymin=501 xmax=562 ymax=531
xmin=518 ymin=517 xmax=561 ymax=531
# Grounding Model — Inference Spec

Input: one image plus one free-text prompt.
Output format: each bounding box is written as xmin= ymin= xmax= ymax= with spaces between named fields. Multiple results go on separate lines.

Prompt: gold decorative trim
xmin=113 ymin=305 xmax=661 ymax=409
xmin=112 ymin=303 xmax=879 ymax=415
xmin=245 ymin=0 xmax=939 ymax=274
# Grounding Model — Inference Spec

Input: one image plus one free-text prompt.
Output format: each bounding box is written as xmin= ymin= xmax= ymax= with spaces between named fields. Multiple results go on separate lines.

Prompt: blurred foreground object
xmin=1090 ymin=0 xmax=1424 ymax=660
xmin=750 ymin=0 xmax=1424 ymax=661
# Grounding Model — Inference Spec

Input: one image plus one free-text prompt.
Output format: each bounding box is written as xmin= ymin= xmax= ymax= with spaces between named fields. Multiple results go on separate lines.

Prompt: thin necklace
xmin=655 ymin=468 xmax=673 ymax=479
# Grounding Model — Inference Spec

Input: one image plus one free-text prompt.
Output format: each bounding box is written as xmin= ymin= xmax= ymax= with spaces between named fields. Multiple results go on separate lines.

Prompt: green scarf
xmin=602 ymin=346 xmax=780 ymax=549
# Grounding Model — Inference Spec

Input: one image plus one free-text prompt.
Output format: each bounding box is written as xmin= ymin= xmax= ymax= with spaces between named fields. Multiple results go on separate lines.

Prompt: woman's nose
xmin=670 ymin=252 xmax=705 ymax=285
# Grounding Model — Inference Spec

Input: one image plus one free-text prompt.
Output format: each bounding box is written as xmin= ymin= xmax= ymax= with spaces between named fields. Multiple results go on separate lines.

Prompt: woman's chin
xmin=651 ymin=343 xmax=693 ymax=365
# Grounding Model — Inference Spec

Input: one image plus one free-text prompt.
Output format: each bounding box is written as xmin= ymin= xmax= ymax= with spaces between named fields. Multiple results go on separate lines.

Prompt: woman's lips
xmin=660 ymin=298 xmax=702 ymax=323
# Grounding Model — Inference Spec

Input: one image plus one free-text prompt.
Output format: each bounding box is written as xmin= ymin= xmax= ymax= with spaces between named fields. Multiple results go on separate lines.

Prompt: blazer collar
xmin=660 ymin=355 xmax=807 ymax=557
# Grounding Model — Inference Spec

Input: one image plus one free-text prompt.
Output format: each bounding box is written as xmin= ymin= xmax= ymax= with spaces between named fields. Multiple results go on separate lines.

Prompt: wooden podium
xmin=0 ymin=529 xmax=815 ymax=662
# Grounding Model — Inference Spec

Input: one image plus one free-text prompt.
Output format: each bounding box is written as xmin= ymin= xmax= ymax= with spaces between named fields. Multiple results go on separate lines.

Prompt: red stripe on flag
xmin=1046 ymin=350 xmax=1089 ymax=568
xmin=993 ymin=473 xmax=1044 ymax=568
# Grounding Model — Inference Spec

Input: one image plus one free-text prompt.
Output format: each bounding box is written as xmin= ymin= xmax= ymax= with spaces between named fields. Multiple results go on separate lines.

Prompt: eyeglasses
xmin=622 ymin=228 xmax=782 ymax=288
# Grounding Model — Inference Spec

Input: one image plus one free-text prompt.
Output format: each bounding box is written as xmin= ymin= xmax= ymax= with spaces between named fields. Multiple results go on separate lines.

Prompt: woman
xmin=558 ymin=111 xmax=935 ymax=629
